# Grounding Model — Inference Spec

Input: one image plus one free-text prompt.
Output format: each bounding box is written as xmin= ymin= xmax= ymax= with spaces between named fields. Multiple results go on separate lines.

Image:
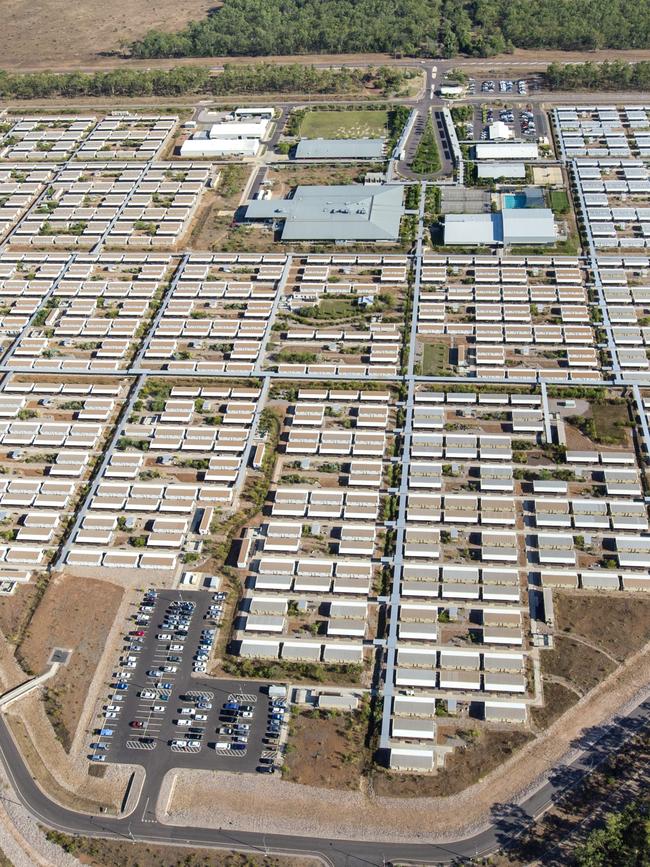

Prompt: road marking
xmin=228 ymin=692 xmax=257 ymax=704
xmin=126 ymin=740 xmax=156 ymax=750
xmin=212 ymin=747 xmax=247 ymax=757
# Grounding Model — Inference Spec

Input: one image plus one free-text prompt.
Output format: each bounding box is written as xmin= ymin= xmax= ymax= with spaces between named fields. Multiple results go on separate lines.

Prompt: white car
xmin=176 ymin=719 xmax=191 ymax=727
xmin=140 ymin=690 xmax=156 ymax=699
xmin=104 ymin=711 xmax=119 ymax=719
xmin=170 ymin=643 xmax=184 ymax=651
xmin=163 ymin=665 xmax=177 ymax=673
xmin=194 ymin=713 xmax=208 ymax=721
xmin=153 ymin=705 xmax=166 ymax=713
xmin=157 ymin=633 xmax=172 ymax=640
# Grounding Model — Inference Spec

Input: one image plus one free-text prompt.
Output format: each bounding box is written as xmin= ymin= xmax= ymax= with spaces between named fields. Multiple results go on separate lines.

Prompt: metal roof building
xmin=488 ymin=121 xmax=514 ymax=140
xmin=209 ymin=120 xmax=270 ymax=139
xmin=444 ymin=209 xmax=556 ymax=246
xmin=244 ymin=184 xmax=404 ymax=241
xmin=475 ymin=142 xmax=539 ymax=160
xmin=180 ymin=137 xmax=260 ymax=157
xmin=294 ymin=138 xmax=385 ymax=160
xmin=477 ymin=163 xmax=526 ymax=180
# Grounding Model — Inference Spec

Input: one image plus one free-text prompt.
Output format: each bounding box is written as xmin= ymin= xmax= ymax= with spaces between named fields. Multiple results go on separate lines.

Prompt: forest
xmin=546 ymin=60 xmax=650 ymax=91
xmin=0 ymin=65 xmax=404 ymax=100
xmin=129 ymin=0 xmax=650 ymax=59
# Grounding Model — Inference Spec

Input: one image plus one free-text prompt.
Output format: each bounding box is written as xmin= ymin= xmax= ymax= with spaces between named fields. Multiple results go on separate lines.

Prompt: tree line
xmin=0 ymin=64 xmax=405 ymax=100
xmin=546 ymin=60 xmax=650 ymax=91
xmin=129 ymin=0 xmax=650 ymax=59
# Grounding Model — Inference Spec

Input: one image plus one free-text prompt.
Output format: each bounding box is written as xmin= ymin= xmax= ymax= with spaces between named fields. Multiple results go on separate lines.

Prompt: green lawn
xmin=548 ymin=189 xmax=570 ymax=214
xmin=299 ymin=109 xmax=388 ymax=139
xmin=421 ymin=342 xmax=450 ymax=375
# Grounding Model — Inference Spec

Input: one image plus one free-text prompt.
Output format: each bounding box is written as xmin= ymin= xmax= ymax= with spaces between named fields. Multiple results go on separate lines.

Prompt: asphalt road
xmin=0 ymin=686 xmax=647 ymax=865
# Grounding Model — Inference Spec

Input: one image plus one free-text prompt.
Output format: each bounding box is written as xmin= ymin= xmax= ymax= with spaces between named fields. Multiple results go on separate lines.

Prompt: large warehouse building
xmin=294 ymin=138 xmax=385 ymax=161
xmin=244 ymin=184 xmax=404 ymax=241
xmin=444 ymin=209 xmax=556 ymax=246
xmin=180 ymin=116 xmax=270 ymax=158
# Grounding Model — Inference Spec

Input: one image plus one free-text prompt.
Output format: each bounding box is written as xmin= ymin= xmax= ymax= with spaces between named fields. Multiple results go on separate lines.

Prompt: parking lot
xmin=460 ymin=104 xmax=547 ymax=143
xmin=89 ymin=589 xmax=287 ymax=775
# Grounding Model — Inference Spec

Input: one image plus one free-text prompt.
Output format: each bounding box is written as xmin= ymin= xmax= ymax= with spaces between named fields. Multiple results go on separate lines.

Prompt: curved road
xmin=0 ymin=691 xmax=648 ymax=866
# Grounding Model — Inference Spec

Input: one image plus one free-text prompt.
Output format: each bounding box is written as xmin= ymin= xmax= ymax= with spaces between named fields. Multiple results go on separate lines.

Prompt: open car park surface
xmin=89 ymin=588 xmax=277 ymax=774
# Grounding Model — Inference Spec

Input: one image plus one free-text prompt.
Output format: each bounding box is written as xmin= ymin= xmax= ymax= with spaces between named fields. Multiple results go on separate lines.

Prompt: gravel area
xmin=159 ymin=644 xmax=650 ymax=844
xmin=0 ymin=761 xmax=81 ymax=867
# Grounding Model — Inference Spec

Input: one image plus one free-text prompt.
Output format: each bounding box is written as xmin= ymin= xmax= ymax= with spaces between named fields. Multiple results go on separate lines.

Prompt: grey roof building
xmin=444 ymin=209 xmax=556 ymax=246
xmin=477 ymin=163 xmax=526 ymax=179
xmin=294 ymin=138 xmax=385 ymax=160
xmin=244 ymin=184 xmax=404 ymax=241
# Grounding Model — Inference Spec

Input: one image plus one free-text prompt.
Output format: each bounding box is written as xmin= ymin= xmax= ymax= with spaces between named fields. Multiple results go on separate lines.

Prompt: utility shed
xmin=244 ymin=184 xmax=404 ymax=241
xmin=317 ymin=693 xmax=359 ymax=710
xmin=294 ymin=139 xmax=385 ymax=160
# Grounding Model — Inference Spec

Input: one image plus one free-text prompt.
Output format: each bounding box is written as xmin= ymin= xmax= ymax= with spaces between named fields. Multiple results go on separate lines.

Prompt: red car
xmin=129 ymin=721 xmax=144 ymax=729
xmin=132 ymin=630 xmax=145 ymax=637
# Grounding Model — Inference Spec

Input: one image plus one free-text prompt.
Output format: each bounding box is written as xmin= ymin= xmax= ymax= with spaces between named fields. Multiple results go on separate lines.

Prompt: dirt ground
xmin=268 ymin=165 xmax=373 ymax=197
xmin=554 ymin=591 xmax=650 ymax=662
xmin=0 ymin=582 xmax=41 ymax=644
xmin=372 ymin=728 xmax=533 ymax=799
xmin=2 ymin=0 xmax=215 ymax=70
xmin=283 ymin=708 xmax=368 ymax=790
xmin=531 ymin=680 xmax=578 ymax=731
xmin=17 ymin=574 xmax=123 ymax=751
xmin=541 ymin=636 xmax=617 ymax=695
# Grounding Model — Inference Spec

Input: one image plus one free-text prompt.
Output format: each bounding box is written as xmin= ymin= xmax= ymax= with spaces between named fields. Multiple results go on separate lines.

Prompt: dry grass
xmin=283 ymin=708 xmax=368 ymax=790
xmin=1 ymin=0 xmax=215 ymax=70
xmin=554 ymin=591 xmax=650 ymax=662
xmin=541 ymin=636 xmax=617 ymax=694
xmin=0 ymin=581 xmax=40 ymax=643
xmin=372 ymin=728 xmax=533 ymax=798
xmin=44 ymin=834 xmax=310 ymax=867
xmin=17 ymin=574 xmax=123 ymax=751
xmin=531 ymin=680 xmax=578 ymax=731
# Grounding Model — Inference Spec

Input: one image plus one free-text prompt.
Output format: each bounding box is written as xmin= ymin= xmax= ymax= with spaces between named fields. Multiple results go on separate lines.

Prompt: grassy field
xmin=591 ymin=400 xmax=630 ymax=445
xmin=2 ymin=0 xmax=214 ymax=70
xmin=548 ymin=188 xmax=570 ymax=214
xmin=299 ymin=109 xmax=388 ymax=139
xmin=421 ymin=341 xmax=451 ymax=375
